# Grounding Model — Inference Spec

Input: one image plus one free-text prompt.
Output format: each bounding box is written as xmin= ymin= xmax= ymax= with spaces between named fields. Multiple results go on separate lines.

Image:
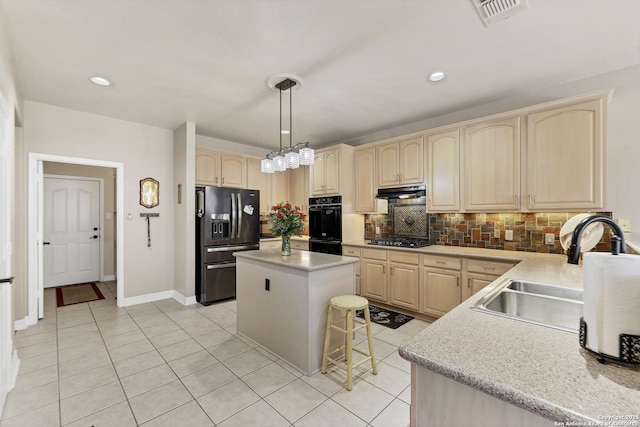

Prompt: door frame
xmin=43 ymin=174 xmax=104 ymax=287
xmin=28 ymin=153 xmax=124 ymax=324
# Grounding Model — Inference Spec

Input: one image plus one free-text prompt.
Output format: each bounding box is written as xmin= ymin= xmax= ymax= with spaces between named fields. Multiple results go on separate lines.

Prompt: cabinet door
xmin=323 ymin=149 xmax=339 ymax=194
xmin=289 ymin=166 xmax=310 ymax=212
xmin=195 ymin=149 xmax=219 ymax=185
xmin=526 ymin=99 xmax=603 ymax=210
xmin=390 ymin=262 xmax=419 ymax=311
xmin=464 ymin=273 xmax=497 ymax=301
xmin=354 ymin=147 xmax=377 ymax=213
xmin=420 ymin=267 xmax=461 ymax=317
xmin=247 ymin=158 xmax=272 ymax=215
xmin=272 ymin=170 xmax=290 ymax=206
xmin=220 ymin=154 xmax=246 ymax=188
xmin=377 ymin=143 xmax=400 ymax=187
xmin=427 ymin=130 xmax=460 ymax=211
xmin=361 ymin=259 xmax=387 ymax=302
xmin=464 ymin=117 xmax=520 ymax=211
xmin=311 ymin=152 xmax=325 ymax=195
xmin=399 ymin=137 xmax=424 ymax=184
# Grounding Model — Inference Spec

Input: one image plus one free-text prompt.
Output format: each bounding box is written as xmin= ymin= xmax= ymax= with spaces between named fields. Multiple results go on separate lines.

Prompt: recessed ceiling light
xmin=428 ymin=71 xmax=446 ymax=82
xmin=90 ymin=76 xmax=111 ymax=86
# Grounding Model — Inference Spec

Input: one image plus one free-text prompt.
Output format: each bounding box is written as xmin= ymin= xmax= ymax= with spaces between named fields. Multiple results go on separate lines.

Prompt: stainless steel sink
xmin=471 ymin=279 xmax=583 ymax=333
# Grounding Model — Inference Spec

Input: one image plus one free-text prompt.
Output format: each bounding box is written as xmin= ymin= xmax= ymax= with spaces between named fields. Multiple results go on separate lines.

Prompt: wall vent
xmin=472 ymin=0 xmax=529 ymax=27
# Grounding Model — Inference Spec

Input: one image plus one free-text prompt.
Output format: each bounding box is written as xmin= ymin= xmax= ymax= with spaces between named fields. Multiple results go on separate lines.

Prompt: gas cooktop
xmin=368 ymin=238 xmax=431 ymax=248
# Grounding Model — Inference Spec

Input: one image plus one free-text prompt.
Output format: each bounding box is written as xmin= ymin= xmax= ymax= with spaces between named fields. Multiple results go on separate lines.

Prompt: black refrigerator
xmin=195 ymin=186 xmax=260 ymax=305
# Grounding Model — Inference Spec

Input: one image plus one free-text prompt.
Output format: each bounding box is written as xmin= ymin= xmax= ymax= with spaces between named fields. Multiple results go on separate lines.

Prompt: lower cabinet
xmin=463 ymin=258 xmax=516 ymax=300
xmin=343 ymin=246 xmax=362 ymax=295
xmin=290 ymin=238 xmax=309 ymax=251
xmin=420 ymin=256 xmax=462 ymax=318
xmin=389 ymin=252 xmax=420 ymax=311
xmin=361 ymin=248 xmax=388 ymax=302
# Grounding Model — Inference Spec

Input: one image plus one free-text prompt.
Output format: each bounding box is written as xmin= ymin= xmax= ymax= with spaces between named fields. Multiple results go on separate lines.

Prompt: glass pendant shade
xmin=261 ymin=158 xmax=275 ymax=174
xmin=299 ymin=147 xmax=315 ymax=165
xmin=273 ymin=155 xmax=287 ymax=172
xmin=285 ymin=151 xmax=300 ymax=169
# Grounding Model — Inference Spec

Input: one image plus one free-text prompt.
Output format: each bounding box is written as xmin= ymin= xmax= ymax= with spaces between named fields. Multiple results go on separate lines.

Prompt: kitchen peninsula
xmin=233 ymin=249 xmax=358 ymax=375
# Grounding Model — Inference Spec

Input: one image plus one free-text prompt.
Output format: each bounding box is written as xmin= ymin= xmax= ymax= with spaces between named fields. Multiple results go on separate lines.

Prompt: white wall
xmin=196 ymin=134 xmax=270 ymax=158
xmin=342 ymin=64 xmax=640 ymax=230
xmin=23 ymin=102 xmax=175 ymax=300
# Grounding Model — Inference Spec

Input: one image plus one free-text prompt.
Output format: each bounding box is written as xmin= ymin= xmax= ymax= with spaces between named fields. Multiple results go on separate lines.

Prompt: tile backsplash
xmin=364 ymin=201 xmax=612 ymax=254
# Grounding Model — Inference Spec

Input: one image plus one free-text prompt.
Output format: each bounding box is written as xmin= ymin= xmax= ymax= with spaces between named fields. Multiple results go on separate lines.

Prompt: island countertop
xmin=386 ymin=245 xmax=640 ymax=423
xmin=233 ymin=248 xmax=358 ymax=272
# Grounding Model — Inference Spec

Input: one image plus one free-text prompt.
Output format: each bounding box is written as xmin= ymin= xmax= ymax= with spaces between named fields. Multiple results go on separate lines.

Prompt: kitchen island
xmin=233 ymin=249 xmax=358 ymax=375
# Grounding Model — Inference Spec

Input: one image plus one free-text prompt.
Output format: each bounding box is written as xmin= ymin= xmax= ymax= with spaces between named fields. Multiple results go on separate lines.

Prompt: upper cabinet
xmin=377 ymin=137 xmax=424 ymax=187
xmin=312 ymin=148 xmax=340 ymax=195
xmin=289 ymin=166 xmax=310 ymax=213
xmin=427 ymin=130 xmax=460 ymax=212
xmin=354 ymin=147 xmax=377 ymax=213
xmin=196 ymin=147 xmax=246 ymax=188
xmin=463 ymin=116 xmax=520 ymax=211
xmin=525 ymin=99 xmax=604 ymax=210
xmin=246 ymin=158 xmax=272 ymax=215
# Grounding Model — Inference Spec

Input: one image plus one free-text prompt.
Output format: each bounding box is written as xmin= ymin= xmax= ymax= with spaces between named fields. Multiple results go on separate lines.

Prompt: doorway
xmin=28 ymin=153 xmax=124 ymax=324
xmin=43 ymin=175 xmax=102 ymax=288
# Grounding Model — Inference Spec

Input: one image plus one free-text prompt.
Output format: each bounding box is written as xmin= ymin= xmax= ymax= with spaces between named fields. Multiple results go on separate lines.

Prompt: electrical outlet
xmin=545 ymin=233 xmax=555 ymax=245
xmin=494 ymin=229 xmax=500 ymax=238
xmin=505 ymin=230 xmax=513 ymax=241
xmin=618 ymin=218 xmax=631 ymax=232
xmin=375 ymin=226 xmax=381 ymax=235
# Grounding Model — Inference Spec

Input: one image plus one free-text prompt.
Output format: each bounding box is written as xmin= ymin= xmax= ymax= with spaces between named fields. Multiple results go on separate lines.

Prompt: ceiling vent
xmin=472 ymin=0 xmax=529 ymax=27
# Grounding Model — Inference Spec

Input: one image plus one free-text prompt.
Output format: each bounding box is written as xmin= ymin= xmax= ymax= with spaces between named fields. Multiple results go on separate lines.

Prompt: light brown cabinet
xmin=312 ymin=148 xmax=339 ymax=195
xmin=426 ymin=130 xmax=460 ymax=212
xmin=342 ymin=245 xmax=362 ymax=295
xmin=247 ymin=158 xmax=272 ymax=215
xmin=463 ymin=258 xmax=516 ymax=300
xmin=289 ymin=166 xmax=310 ymax=213
xmin=195 ymin=148 xmax=219 ymax=185
xmin=196 ymin=147 xmax=246 ymax=188
xmin=389 ymin=252 xmax=420 ymax=311
xmin=354 ymin=147 xmax=377 ymax=213
xmin=377 ymin=137 xmax=423 ymax=187
xmin=420 ymin=255 xmax=462 ymax=317
xmin=463 ymin=117 xmax=520 ymax=211
xmin=526 ymin=98 xmax=604 ymax=210
xmin=360 ymin=248 xmax=388 ymax=303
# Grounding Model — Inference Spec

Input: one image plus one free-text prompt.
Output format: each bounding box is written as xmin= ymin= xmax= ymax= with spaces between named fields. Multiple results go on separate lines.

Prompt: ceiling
xmin=1 ymin=0 xmax=639 ymax=152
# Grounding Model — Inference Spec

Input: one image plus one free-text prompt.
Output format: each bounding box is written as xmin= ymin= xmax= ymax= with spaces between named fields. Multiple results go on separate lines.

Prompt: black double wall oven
xmin=309 ymin=195 xmax=342 ymax=255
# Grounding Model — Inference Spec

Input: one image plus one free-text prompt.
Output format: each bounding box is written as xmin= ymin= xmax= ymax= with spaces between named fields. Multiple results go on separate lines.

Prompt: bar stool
xmin=321 ymin=295 xmax=378 ymax=390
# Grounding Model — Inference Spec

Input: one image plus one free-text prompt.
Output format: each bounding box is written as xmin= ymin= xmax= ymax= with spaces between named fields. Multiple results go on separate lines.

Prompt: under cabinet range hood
xmin=376 ymin=185 xmax=426 ymax=200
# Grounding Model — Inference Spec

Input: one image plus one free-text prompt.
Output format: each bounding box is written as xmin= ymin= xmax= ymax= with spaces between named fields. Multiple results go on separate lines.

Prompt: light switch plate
xmin=505 ymin=230 xmax=513 ymax=241
xmin=545 ymin=233 xmax=555 ymax=245
xmin=494 ymin=229 xmax=500 ymax=238
xmin=617 ymin=218 xmax=631 ymax=232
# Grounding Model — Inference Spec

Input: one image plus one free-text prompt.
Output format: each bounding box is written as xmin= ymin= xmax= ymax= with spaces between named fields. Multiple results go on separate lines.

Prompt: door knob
xmin=91 ymin=235 xmax=98 ymax=239
xmin=93 ymin=227 xmax=98 ymax=231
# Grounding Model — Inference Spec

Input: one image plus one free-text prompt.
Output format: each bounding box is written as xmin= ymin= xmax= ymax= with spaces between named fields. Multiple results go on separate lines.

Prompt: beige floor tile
xmin=181 ymin=321 xmax=222 ymax=337
xmin=373 ymin=328 xmax=413 ymax=347
xmin=217 ymin=399 xmax=290 ymax=427
xmin=222 ymin=348 xmax=272 ymax=377
xmin=131 ymin=313 xmax=172 ymax=329
xmin=168 ymin=349 xmax=218 ymax=378
xmin=155 ymin=338 xmax=203 ymax=362
xmin=60 ymin=380 xmax=126 ymax=425
xmin=360 ymin=361 xmax=411 ymax=396
xmin=107 ymin=338 xmax=155 ymax=362
xmin=294 ymin=399 xmax=366 ymax=427
xmin=56 ymin=321 xmax=98 ymax=338
xmin=120 ymin=364 xmax=178 ymax=399
xmin=58 ymin=347 xmax=111 ymax=378
xmin=56 ymin=310 xmax=95 ymax=329
xmin=14 ymin=339 xmax=57 ymax=359
xmin=0 ymin=381 xmax=58 ymax=420
xmin=57 ymin=338 xmax=106 ymax=363
xmin=63 ymin=401 xmax=136 ymax=427
xmin=274 ymin=359 xmax=304 ymax=378
xmin=126 ymin=303 xmax=163 ymax=319
xmin=89 ymin=304 xmax=128 ymax=321
xmin=152 ymin=298 xmax=186 ymax=313
xmin=57 ymin=329 xmax=101 ymax=350
xmin=102 ymin=329 xmax=147 ymax=348
xmin=13 ymin=364 xmax=58 ymax=392
xmin=241 ymin=362 xmax=297 ymax=397
xmin=264 ymin=379 xmax=327 ymax=423
xmin=208 ymin=336 xmax=252 ymax=361
xmin=128 ymin=380 xmax=193 ymax=424
xmin=396 ymin=319 xmax=431 ymax=336
xmin=197 ymin=379 xmax=260 ymax=424
xmin=180 ymin=362 xmax=237 ymax=397
xmin=113 ymin=349 xmax=166 ymax=378
xmin=13 ymin=330 xmax=57 ymax=349
xmin=0 ymin=402 xmax=59 ymax=427
xmin=16 ymin=351 xmax=57 ymax=375
xmin=193 ymin=329 xmax=233 ymax=348
xmin=300 ymin=370 xmax=345 ymax=397
xmin=354 ymin=337 xmax=400 ymax=363
xmin=13 ymin=320 xmax=56 ymax=339
xmin=331 ymin=380 xmax=394 ymax=423
xmin=382 ymin=351 xmax=411 ymax=373
xmin=369 ymin=398 xmax=410 ymax=427
xmin=140 ymin=321 xmax=181 ymax=338
xmin=139 ymin=400 xmax=213 ymax=427
xmin=166 ymin=310 xmax=208 ymax=327
xmin=59 ymin=364 xmax=118 ymax=399
xmin=147 ymin=329 xmax=191 ymax=348
xmin=398 ymin=384 xmax=411 ymax=404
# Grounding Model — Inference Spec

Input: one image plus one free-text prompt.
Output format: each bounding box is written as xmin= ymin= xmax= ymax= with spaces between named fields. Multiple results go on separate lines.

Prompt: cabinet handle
xmin=390 ymin=266 xmax=393 ymax=275
xmin=457 ymin=277 xmax=460 ymax=287
xmin=514 ymin=194 xmax=518 ymax=206
xmin=215 ymin=177 xmax=219 ymax=184
xmin=483 ymin=267 xmax=496 ymax=271
xmin=383 ymin=265 xmax=386 ymax=274
xmin=222 ymin=177 xmax=224 ymax=184
xmin=467 ymin=278 xmax=471 ymax=288
xmin=436 ymin=260 xmax=446 ymax=265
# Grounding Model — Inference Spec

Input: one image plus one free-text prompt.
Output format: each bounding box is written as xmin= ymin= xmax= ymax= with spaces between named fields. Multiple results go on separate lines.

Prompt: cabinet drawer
xmin=290 ymin=240 xmax=309 ymax=250
xmin=362 ymin=248 xmax=388 ymax=261
xmin=466 ymin=259 xmax=515 ymax=275
xmin=389 ymin=251 xmax=420 ymax=265
xmin=423 ymin=255 xmax=461 ymax=270
xmin=343 ymin=246 xmax=362 ymax=258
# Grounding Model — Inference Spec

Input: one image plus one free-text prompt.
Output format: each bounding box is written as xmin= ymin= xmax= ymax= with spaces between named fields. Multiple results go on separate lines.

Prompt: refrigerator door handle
xmin=206 ymin=263 xmax=237 ymax=270
xmin=196 ymin=189 xmax=205 ymax=217
xmin=231 ymin=192 xmax=237 ymax=239
xmin=237 ymin=193 xmax=242 ymax=238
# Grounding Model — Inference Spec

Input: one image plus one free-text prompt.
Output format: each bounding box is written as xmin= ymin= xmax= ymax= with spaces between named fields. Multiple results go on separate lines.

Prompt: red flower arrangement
xmin=268 ymin=202 xmax=305 ymax=237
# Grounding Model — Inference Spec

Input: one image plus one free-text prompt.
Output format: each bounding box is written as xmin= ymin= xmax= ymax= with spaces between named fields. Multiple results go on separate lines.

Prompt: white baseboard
xmin=120 ymin=290 xmax=197 ymax=307
xmin=14 ymin=315 xmax=37 ymax=331
xmin=102 ymin=274 xmax=116 ymax=282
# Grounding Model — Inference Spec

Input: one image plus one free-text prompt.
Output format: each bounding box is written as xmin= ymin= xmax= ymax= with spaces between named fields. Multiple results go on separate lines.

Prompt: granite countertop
xmin=355 ymin=241 xmax=640 ymax=422
xmin=233 ymin=248 xmax=357 ymax=272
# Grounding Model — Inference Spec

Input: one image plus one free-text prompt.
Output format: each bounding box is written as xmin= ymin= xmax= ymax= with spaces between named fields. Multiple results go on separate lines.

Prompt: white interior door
xmin=43 ymin=176 xmax=101 ymax=287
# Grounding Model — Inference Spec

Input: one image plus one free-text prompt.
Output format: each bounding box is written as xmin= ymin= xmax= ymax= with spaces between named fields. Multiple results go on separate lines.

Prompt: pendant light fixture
xmin=261 ymin=75 xmax=314 ymax=174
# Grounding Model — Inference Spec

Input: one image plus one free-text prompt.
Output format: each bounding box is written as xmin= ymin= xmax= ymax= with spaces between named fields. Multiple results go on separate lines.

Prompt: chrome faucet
xmin=567 ymin=215 xmax=626 ymax=264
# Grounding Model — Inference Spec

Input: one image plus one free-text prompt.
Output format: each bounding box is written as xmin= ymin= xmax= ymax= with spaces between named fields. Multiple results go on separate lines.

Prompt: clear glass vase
xmin=281 ymin=235 xmax=291 ymax=256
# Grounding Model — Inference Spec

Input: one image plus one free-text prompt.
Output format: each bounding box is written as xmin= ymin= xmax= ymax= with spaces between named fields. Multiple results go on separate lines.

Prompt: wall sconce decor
xmin=139 ymin=177 xmax=159 ymax=208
